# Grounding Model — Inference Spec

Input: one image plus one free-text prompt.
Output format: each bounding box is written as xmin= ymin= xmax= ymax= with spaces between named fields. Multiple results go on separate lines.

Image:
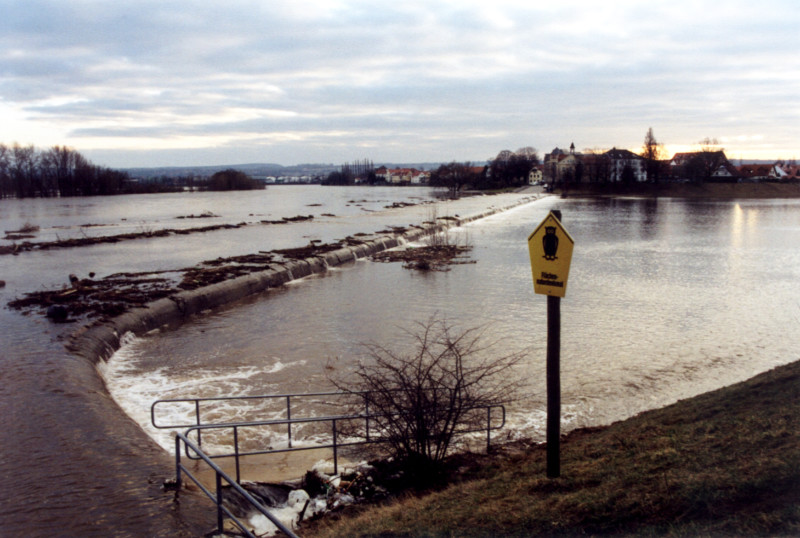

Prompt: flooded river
xmin=105 ymin=195 xmax=800 ymax=453
xmin=1 ymin=187 xmax=799 ymax=536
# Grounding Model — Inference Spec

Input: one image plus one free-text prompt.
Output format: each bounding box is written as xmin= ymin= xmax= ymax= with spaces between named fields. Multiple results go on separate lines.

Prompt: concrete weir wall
xmin=68 ymin=197 xmax=536 ymax=365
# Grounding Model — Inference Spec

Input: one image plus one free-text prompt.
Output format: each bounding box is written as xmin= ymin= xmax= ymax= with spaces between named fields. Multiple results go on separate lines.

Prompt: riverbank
xmin=306 ymin=359 xmax=800 ymax=536
xmin=557 ymin=181 xmax=800 ymax=198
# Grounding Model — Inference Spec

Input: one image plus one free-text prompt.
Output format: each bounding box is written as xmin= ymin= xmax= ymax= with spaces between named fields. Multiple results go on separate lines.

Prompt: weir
xmin=68 ymin=196 xmax=539 ymax=365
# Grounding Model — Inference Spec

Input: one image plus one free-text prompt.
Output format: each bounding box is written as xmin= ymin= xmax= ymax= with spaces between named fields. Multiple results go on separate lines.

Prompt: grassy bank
xmin=306 ymin=360 xmax=800 ymax=536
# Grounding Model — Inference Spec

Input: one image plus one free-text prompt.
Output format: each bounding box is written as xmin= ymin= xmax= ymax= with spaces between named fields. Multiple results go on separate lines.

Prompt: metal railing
xmin=152 ymin=391 xmax=347 ymax=449
xmin=178 ymin=404 xmax=505 ymax=482
xmin=159 ymin=391 xmax=506 ymax=536
xmin=150 ymin=391 xmax=506 ymax=464
xmin=174 ymin=431 xmax=299 ymax=538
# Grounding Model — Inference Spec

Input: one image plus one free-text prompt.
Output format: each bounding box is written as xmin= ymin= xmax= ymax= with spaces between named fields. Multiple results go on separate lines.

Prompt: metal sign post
xmin=528 ymin=210 xmax=574 ymax=478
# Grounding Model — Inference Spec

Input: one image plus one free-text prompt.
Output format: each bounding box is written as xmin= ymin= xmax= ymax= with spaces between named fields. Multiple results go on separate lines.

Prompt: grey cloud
xmin=3 ymin=1 xmax=800 ymax=167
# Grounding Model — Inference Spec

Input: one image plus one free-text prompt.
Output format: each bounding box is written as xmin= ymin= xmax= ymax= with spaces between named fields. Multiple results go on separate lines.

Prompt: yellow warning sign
xmin=527 ymin=211 xmax=574 ymax=297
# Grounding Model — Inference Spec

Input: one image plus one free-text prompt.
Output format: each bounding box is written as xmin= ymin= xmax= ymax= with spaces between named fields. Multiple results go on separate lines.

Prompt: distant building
xmin=710 ymin=162 xmax=740 ymax=180
xmin=669 ymin=151 xmax=736 ymax=181
xmin=737 ymin=164 xmax=772 ymax=182
xmin=543 ymin=147 xmax=569 ymax=183
xmin=556 ymin=152 xmax=583 ymax=182
xmin=375 ymin=166 xmax=390 ymax=182
xmin=544 ymin=144 xmax=648 ymax=184
xmin=605 ymin=148 xmax=647 ymax=183
xmin=410 ymin=171 xmax=429 ymax=184
xmin=578 ymin=153 xmax=611 ymax=183
xmin=374 ymin=167 xmax=428 ymax=184
xmin=528 ymin=165 xmax=543 ymax=185
xmin=770 ymin=162 xmax=800 ymax=181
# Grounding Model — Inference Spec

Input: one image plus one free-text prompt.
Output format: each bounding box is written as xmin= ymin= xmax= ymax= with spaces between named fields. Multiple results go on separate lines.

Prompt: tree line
xmin=0 ymin=143 xmax=268 ymax=198
xmin=204 ymin=169 xmax=265 ymax=191
xmin=320 ymin=149 xmax=540 ymax=195
xmin=429 ymin=146 xmax=540 ymax=196
xmin=323 ymin=159 xmax=377 ymax=185
xmin=0 ymin=143 xmax=150 ymax=198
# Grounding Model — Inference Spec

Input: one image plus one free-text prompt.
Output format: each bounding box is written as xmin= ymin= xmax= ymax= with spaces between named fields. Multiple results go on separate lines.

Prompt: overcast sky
xmin=2 ymin=0 xmax=799 ymax=168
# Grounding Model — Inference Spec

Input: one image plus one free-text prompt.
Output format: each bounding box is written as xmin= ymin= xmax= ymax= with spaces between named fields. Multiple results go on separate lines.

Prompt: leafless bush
xmin=332 ymin=317 xmax=526 ymax=473
xmin=424 ymin=205 xmax=468 ymax=249
xmin=18 ymin=222 xmax=40 ymax=234
xmin=135 ymin=221 xmax=155 ymax=236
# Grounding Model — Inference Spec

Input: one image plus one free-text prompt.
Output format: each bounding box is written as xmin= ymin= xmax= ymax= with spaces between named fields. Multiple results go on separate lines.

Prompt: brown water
xmin=106 ymin=196 xmax=800 ymax=457
xmin=2 ymin=190 xmax=799 ymax=536
xmin=0 ymin=187 xmax=536 ymax=536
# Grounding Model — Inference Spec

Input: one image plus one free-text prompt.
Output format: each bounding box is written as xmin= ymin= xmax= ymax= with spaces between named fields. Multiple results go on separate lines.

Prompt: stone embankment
xmin=68 ymin=197 xmax=538 ymax=365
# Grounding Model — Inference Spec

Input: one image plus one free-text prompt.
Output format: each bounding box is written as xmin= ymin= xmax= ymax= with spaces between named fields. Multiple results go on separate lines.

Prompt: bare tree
xmin=205 ymin=168 xmax=264 ymax=191
xmin=41 ymin=145 xmax=80 ymax=197
xmin=11 ymin=143 xmax=38 ymax=198
xmin=683 ymin=138 xmax=728 ymax=183
xmin=495 ymin=149 xmax=514 ymax=162
xmin=515 ymin=146 xmax=539 ymax=160
xmin=486 ymin=148 xmax=539 ymax=189
xmin=641 ymin=127 xmax=665 ymax=183
xmin=332 ymin=317 xmax=527 ymax=475
xmin=0 ymin=142 xmax=135 ymax=197
xmin=0 ymin=144 xmax=10 ymax=198
xmin=429 ymin=161 xmax=477 ymax=197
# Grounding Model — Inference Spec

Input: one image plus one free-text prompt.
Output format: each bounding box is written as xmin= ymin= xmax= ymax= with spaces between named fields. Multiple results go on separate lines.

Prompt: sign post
xmin=528 ymin=210 xmax=574 ymax=478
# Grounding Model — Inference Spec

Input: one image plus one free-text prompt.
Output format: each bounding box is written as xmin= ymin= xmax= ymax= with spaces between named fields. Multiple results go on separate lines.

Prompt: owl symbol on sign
xmin=542 ymin=226 xmax=559 ymax=261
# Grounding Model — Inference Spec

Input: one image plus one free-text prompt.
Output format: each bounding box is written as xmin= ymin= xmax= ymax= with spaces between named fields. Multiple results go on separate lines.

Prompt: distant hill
xmin=123 ymin=162 xmax=447 ymax=180
xmin=734 ymin=159 xmax=782 ymax=165
xmin=375 ymin=162 xmax=445 ymax=170
xmin=123 ymin=163 xmax=335 ymax=179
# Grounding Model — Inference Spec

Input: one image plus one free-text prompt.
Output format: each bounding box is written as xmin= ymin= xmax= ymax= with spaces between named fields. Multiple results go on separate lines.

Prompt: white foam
xmin=246 ymin=494 xmax=326 ymax=537
xmin=501 ymin=402 xmax=593 ymax=443
xmin=98 ymin=332 xmax=311 ymax=453
xmin=264 ymin=359 xmax=306 ymax=374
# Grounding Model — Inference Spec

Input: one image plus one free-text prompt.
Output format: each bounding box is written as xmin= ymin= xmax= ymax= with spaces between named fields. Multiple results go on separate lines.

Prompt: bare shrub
xmin=425 ymin=205 xmax=448 ymax=247
xmin=135 ymin=221 xmax=155 ymax=236
xmin=424 ymin=205 xmax=469 ymax=250
xmin=18 ymin=222 xmax=40 ymax=233
xmin=332 ymin=317 xmax=527 ymax=476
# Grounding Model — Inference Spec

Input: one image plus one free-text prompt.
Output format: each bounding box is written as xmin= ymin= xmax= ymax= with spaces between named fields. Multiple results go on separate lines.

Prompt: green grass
xmin=304 ymin=361 xmax=800 ymax=537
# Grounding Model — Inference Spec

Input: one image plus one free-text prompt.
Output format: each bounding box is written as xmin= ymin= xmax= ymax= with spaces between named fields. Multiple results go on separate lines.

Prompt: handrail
xmin=165 ymin=393 xmax=507 ymax=536
xmin=174 ymin=431 xmax=299 ymax=538
xmin=152 ymin=390 xmax=365 ymax=450
xmin=152 ymin=391 xmax=344 ymax=430
xmin=152 ymin=391 xmax=347 ymax=449
xmin=181 ymin=405 xmax=506 ymax=481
